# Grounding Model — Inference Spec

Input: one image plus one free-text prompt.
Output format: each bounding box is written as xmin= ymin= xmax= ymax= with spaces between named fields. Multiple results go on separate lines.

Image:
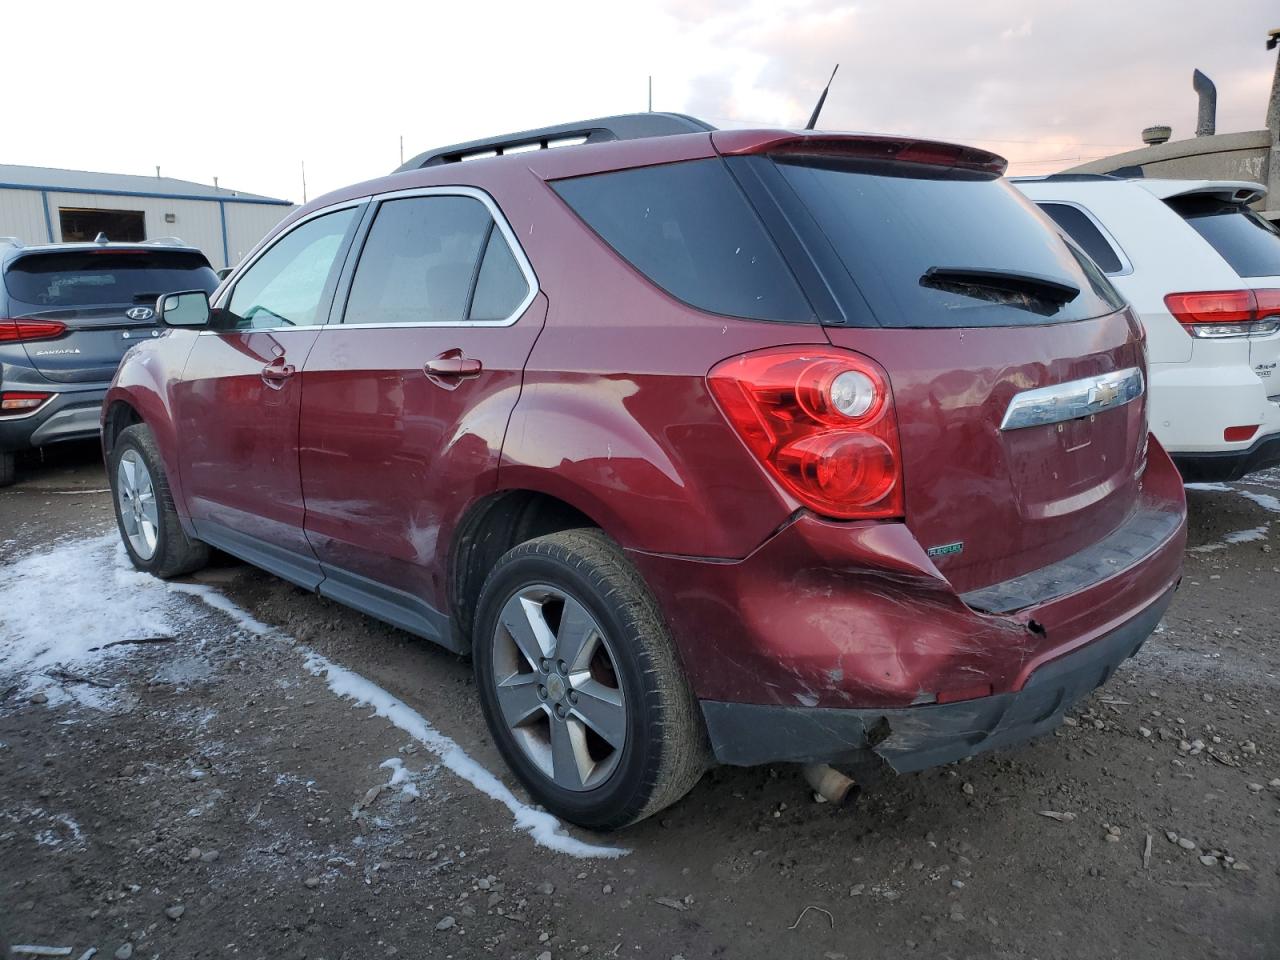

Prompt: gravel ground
xmin=1 ymin=441 xmax=1277 ymax=960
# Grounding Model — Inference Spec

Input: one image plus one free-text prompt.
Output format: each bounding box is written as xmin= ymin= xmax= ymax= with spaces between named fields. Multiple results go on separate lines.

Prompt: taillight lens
xmin=708 ymin=347 xmax=904 ymax=520
xmin=0 ymin=391 xmax=51 ymax=413
xmin=0 ymin=318 xmax=67 ymax=343
xmin=1164 ymin=290 xmax=1280 ymax=338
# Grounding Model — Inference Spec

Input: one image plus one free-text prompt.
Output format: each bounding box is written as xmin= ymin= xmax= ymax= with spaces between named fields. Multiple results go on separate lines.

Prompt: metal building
xmin=0 ymin=164 xmax=293 ymax=269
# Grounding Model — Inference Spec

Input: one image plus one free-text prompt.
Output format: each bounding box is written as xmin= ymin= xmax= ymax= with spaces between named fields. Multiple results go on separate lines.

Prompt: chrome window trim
xmin=200 ymin=199 xmax=372 ymax=335
xmin=332 ymin=184 xmax=538 ymax=331
xmin=1035 ymin=199 xmax=1134 ymax=277
xmin=1000 ymin=367 xmax=1145 ymax=431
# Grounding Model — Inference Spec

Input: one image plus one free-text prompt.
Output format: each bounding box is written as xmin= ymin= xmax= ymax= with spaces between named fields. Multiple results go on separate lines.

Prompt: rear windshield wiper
xmin=921 ymin=267 xmax=1081 ymax=312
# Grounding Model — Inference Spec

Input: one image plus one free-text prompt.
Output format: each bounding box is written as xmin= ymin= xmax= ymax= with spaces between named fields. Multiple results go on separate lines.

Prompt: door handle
xmin=261 ymin=358 xmax=296 ymax=387
xmin=424 ymin=355 xmax=482 ymax=377
xmin=424 ymin=350 xmax=482 ymax=389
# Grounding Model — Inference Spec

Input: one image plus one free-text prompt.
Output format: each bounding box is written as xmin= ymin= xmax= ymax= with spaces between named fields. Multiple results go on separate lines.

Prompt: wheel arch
xmin=102 ymin=398 xmax=143 ymax=456
xmin=447 ymin=487 xmax=604 ymax=648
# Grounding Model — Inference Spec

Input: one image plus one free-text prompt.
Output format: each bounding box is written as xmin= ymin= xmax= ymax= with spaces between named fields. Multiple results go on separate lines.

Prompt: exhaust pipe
xmin=1193 ymin=69 xmax=1217 ymax=137
xmin=802 ymin=763 xmax=860 ymax=805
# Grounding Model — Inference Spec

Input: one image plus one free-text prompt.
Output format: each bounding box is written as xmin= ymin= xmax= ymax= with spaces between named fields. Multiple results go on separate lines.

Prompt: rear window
xmin=552 ymin=159 xmax=814 ymax=322
xmin=4 ymin=250 xmax=218 ymax=309
xmin=1168 ymin=196 xmax=1280 ymax=279
xmin=1037 ymin=202 xmax=1125 ymax=274
xmin=774 ymin=158 xmax=1125 ymax=328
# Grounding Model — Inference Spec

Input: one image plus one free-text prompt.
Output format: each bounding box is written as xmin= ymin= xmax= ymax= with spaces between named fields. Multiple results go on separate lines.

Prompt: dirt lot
xmin=1 ymin=442 xmax=1277 ymax=960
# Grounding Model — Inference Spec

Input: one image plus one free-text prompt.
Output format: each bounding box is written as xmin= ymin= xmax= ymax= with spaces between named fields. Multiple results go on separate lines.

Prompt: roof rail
xmin=0 ymin=236 xmax=21 ymax=248
xmin=142 ymin=236 xmax=188 ymax=246
xmin=396 ymin=112 xmax=716 ymax=172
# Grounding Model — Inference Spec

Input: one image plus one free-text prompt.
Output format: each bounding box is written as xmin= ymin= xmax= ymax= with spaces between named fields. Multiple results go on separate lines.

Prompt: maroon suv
xmin=103 ymin=113 xmax=1186 ymax=830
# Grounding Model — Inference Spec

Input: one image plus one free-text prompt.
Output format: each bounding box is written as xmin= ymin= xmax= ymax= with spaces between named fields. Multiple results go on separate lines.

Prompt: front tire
xmin=473 ymin=529 xmax=709 ymax=830
xmin=108 ymin=423 xmax=209 ymax=578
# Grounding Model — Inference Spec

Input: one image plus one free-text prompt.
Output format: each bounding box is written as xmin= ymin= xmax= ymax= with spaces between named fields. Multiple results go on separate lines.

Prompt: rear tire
xmin=0 ymin=450 xmax=14 ymax=488
xmin=473 ymin=529 xmax=709 ymax=830
xmin=108 ymin=423 xmax=209 ymax=578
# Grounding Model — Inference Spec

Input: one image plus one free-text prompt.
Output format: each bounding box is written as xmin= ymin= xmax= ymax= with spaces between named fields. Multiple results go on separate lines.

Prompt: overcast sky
xmin=7 ymin=1 xmax=1278 ymax=203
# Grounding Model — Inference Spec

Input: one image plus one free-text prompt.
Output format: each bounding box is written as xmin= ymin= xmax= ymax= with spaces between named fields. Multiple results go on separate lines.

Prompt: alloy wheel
xmin=490 ymin=584 xmax=627 ymax=791
xmin=117 ymin=449 xmax=159 ymax=561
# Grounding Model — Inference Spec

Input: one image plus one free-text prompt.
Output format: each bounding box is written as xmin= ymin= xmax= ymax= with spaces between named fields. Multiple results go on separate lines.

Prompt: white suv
xmin=1015 ymin=175 xmax=1280 ymax=481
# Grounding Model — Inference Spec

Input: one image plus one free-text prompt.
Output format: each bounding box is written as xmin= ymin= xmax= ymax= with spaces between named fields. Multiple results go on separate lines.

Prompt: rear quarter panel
xmin=491 ymin=164 xmax=827 ymax=559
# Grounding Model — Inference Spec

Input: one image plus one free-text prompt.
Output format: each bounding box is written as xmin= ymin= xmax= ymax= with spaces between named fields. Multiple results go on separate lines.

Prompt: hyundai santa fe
xmin=103 ymin=113 xmax=1186 ymax=829
xmin=0 ymin=237 xmax=220 ymax=485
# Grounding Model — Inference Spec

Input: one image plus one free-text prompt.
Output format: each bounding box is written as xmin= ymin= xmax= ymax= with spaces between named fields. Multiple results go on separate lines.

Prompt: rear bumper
xmin=1172 ymin=431 xmax=1280 ymax=482
xmin=700 ymin=584 xmax=1172 ymax=769
xmin=629 ymin=438 xmax=1186 ymax=771
xmin=0 ymin=386 xmax=107 ymax=451
xmin=1149 ymin=360 xmax=1280 ymax=477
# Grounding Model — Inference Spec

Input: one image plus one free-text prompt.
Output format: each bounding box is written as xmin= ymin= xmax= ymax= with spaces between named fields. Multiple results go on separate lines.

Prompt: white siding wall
xmin=224 ymin=202 xmax=292 ymax=268
xmin=0 ymin=186 xmax=290 ymax=268
xmin=0 ymin=190 xmax=54 ymax=243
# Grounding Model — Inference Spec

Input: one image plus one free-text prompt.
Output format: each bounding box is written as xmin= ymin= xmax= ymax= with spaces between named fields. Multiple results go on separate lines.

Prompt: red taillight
xmin=707 ymin=347 xmax=904 ymax=520
xmin=0 ymin=391 xmax=52 ymax=413
xmin=1164 ymin=290 xmax=1280 ymax=338
xmin=0 ymin=318 xmax=67 ymax=343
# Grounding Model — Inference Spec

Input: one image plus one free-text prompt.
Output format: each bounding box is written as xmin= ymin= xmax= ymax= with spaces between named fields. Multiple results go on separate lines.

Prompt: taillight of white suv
xmin=1163 ymin=289 xmax=1280 ymax=339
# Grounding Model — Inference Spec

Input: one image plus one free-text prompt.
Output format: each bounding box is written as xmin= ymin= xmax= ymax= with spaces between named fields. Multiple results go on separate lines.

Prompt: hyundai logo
xmin=126 ymin=306 xmax=154 ymax=321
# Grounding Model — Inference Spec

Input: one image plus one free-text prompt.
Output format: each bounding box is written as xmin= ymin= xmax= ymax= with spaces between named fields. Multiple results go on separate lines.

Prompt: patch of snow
xmin=0 ymin=535 xmax=173 ymax=704
xmin=1189 ymin=523 xmax=1270 ymax=553
xmin=379 ymin=757 xmax=422 ymax=799
xmin=1236 ymin=488 xmax=1280 ymax=514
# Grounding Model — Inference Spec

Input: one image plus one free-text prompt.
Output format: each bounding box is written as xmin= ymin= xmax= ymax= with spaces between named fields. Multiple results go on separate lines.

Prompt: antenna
xmin=804 ymin=64 xmax=839 ymax=131
xmin=400 ymin=135 xmax=404 ymax=165
xmin=648 ymin=75 xmax=653 ymax=112
xmin=301 ymin=160 xmax=307 ymax=204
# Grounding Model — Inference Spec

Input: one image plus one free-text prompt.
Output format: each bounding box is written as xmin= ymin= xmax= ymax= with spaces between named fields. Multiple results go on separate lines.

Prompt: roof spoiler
xmin=1158 ymin=181 xmax=1267 ymax=206
xmin=397 ymin=113 xmax=716 ymax=171
xmin=712 ymin=131 xmax=1008 ymax=176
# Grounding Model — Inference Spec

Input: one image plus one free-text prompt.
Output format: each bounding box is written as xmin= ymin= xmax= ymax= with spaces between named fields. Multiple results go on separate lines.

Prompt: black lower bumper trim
xmin=700 ymin=585 xmax=1175 ymax=770
xmin=1173 ymin=432 xmax=1280 ymax=482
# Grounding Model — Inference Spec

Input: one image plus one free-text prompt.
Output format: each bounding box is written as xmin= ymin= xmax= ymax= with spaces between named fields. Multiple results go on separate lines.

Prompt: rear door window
xmin=4 ymin=250 xmax=218 ymax=309
xmin=774 ymin=157 xmax=1125 ymax=327
xmin=1036 ymin=203 xmax=1125 ymax=274
xmin=1168 ymin=196 xmax=1280 ymax=278
xmin=343 ymin=195 xmax=530 ymax=325
xmin=552 ymin=159 xmax=814 ymax=323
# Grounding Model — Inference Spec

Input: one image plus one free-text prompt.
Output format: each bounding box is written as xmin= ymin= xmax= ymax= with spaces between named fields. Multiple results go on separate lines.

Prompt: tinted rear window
xmin=4 ymin=250 xmax=218 ymax=308
xmin=775 ymin=158 xmax=1124 ymax=327
xmin=1169 ymin=196 xmax=1280 ymax=278
xmin=552 ymin=159 xmax=814 ymax=322
xmin=1037 ymin=202 xmax=1125 ymax=274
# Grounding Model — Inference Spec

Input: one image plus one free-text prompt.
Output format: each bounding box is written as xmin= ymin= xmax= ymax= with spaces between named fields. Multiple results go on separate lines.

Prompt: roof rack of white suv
xmin=141 ymin=236 xmax=188 ymax=247
xmin=396 ymin=113 xmax=716 ymax=172
xmin=0 ymin=236 xmax=21 ymax=249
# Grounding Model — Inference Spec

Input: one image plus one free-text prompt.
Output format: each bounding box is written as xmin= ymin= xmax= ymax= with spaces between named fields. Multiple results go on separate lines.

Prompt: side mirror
xmin=156 ymin=290 xmax=211 ymax=328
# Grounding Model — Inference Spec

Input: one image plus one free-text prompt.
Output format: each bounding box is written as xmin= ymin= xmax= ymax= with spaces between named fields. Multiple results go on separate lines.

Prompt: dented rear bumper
xmin=699 ymin=584 xmax=1173 ymax=769
xmin=628 ymin=438 xmax=1186 ymax=772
